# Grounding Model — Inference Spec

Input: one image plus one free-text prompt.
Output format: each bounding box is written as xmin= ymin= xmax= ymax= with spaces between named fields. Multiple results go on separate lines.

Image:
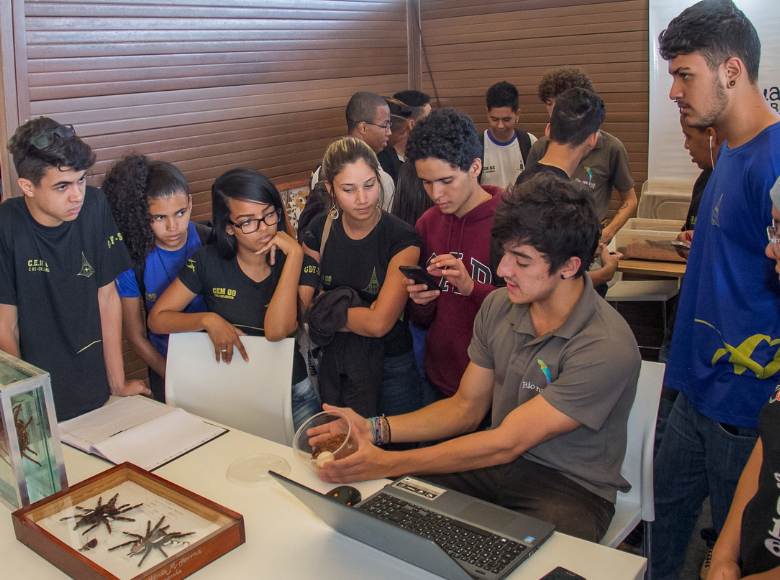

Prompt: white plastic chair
xmin=165 ymin=332 xmax=295 ymax=446
xmin=600 ymin=360 xmax=664 ymax=573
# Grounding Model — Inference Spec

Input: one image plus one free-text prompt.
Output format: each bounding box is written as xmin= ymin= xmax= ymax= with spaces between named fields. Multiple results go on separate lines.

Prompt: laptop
xmin=269 ymin=472 xmax=555 ymax=580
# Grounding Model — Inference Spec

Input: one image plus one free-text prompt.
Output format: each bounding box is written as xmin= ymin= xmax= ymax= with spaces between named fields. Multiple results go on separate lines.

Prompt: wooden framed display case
xmin=0 ymin=351 xmax=67 ymax=509
xmin=12 ymin=463 xmax=245 ymax=580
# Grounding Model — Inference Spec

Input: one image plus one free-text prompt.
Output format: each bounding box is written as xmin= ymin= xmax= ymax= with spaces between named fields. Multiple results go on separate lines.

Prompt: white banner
xmin=648 ymin=0 xmax=780 ymax=180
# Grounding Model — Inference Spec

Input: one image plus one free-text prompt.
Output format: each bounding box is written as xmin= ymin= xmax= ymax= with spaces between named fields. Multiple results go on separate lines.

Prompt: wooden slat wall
xmin=419 ymin=0 xmax=649 ymax=217
xmin=13 ymin=0 xmax=408 ymax=381
xmin=19 ymin=0 xmax=408 ymax=220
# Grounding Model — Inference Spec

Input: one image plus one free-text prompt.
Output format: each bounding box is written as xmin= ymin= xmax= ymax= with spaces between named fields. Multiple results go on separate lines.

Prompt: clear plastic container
xmin=292 ymin=410 xmax=358 ymax=472
xmin=615 ymin=218 xmax=687 ymax=263
xmin=637 ymin=179 xmax=695 ymax=221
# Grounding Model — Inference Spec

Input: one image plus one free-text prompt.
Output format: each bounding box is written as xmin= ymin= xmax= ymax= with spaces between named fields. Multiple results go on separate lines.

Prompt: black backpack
xmin=132 ymin=222 xmax=213 ymax=313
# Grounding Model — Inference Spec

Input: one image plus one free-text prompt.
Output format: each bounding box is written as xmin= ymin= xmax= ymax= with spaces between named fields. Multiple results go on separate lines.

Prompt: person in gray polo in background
xmin=316 ymin=172 xmax=641 ymax=542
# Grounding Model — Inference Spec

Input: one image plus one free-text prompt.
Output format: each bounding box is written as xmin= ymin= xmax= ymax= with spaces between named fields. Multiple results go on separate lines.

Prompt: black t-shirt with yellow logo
xmin=176 ymin=244 xmax=307 ymax=383
xmin=178 ymin=243 xmax=283 ymax=336
xmin=0 ymin=187 xmax=132 ymax=421
xmin=300 ymin=211 xmax=420 ymax=356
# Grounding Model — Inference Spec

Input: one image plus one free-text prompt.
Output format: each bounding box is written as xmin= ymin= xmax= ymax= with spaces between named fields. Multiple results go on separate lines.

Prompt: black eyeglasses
xmin=768 ymin=219 xmax=780 ymax=258
xmin=29 ymin=124 xmax=76 ymax=150
xmin=364 ymin=120 xmax=392 ymax=131
xmin=230 ymin=209 xmax=281 ymax=234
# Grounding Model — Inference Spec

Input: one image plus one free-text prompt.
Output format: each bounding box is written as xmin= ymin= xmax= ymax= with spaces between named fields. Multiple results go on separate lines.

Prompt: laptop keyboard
xmin=357 ymin=493 xmax=526 ymax=575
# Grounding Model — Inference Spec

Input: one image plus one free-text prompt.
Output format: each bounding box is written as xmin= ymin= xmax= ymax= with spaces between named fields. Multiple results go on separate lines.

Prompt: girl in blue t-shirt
xmin=105 ymin=155 xmax=208 ymax=402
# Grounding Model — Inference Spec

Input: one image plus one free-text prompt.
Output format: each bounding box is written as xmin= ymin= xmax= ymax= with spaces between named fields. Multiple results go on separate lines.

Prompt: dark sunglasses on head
xmin=29 ymin=124 xmax=76 ymax=150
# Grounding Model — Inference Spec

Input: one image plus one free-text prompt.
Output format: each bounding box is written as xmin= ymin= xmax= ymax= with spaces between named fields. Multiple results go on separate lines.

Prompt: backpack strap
xmin=194 ymin=221 xmax=213 ymax=245
xmin=516 ymin=129 xmax=532 ymax=164
xmin=477 ymin=130 xmax=486 ymax=184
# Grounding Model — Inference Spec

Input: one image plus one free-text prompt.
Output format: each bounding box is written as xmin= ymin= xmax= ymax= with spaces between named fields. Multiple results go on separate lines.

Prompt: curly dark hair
xmin=486 ymin=81 xmax=519 ymax=111
xmin=102 ymin=155 xmax=190 ymax=266
xmin=659 ymin=0 xmax=760 ymax=84
xmin=537 ymin=67 xmax=594 ymax=104
xmin=7 ymin=117 xmax=95 ymax=186
xmin=494 ymin=173 xmax=599 ymax=278
xmin=405 ymin=108 xmax=481 ymax=172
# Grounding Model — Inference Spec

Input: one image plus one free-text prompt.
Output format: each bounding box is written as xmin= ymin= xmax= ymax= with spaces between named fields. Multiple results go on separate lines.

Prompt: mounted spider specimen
xmin=13 ymin=404 xmax=41 ymax=467
xmin=109 ymin=516 xmax=194 ymax=567
xmin=0 ymin=404 xmax=41 ymax=467
xmin=60 ymin=493 xmax=143 ymax=535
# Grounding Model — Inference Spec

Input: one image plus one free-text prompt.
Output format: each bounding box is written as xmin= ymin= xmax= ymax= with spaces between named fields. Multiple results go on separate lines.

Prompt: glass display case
xmin=0 ymin=350 xmax=67 ymax=509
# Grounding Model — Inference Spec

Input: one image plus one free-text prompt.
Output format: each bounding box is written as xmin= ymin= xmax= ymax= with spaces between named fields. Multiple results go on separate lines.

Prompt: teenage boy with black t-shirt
xmin=404 ymin=109 xmax=505 ymax=400
xmin=0 ymin=118 xmax=150 ymax=421
xmin=480 ymin=81 xmax=536 ymax=188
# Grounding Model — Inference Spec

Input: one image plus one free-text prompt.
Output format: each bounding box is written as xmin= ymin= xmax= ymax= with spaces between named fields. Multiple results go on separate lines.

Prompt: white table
xmin=2 ymin=427 xmax=647 ymax=580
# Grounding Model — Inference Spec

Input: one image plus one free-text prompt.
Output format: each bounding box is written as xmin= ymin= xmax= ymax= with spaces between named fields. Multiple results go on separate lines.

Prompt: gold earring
xmin=329 ymin=203 xmax=339 ymax=220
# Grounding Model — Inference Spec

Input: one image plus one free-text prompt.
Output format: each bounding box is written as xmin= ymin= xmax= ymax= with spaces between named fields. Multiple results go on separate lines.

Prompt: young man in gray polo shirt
xmin=318 ymin=173 xmax=641 ymax=542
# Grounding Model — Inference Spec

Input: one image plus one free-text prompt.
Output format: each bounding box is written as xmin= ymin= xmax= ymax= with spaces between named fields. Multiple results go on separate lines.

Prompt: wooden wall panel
xmin=16 ymin=0 xmax=408 ymax=221
xmin=420 ymin=0 xmax=649 ymax=217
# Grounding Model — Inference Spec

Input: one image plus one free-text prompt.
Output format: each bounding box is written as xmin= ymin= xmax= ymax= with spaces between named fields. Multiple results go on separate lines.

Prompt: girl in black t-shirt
xmin=148 ymin=168 xmax=320 ymax=429
xmin=300 ymin=137 xmax=422 ymax=417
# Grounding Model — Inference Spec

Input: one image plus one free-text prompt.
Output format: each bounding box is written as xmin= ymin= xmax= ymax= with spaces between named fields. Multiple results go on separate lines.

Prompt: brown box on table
xmin=12 ymin=462 xmax=245 ymax=580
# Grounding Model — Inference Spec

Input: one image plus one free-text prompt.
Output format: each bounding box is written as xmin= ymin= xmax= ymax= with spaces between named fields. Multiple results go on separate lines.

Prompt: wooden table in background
xmin=617 ymin=259 xmax=686 ymax=278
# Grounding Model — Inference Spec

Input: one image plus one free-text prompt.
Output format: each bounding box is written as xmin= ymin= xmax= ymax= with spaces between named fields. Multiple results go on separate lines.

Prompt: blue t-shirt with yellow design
xmin=115 ymin=220 xmax=206 ymax=358
xmin=666 ymin=122 xmax=780 ymax=428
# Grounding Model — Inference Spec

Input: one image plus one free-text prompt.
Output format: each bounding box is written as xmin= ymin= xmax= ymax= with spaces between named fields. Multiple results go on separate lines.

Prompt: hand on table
xmin=111 ymin=379 xmax=152 ymax=397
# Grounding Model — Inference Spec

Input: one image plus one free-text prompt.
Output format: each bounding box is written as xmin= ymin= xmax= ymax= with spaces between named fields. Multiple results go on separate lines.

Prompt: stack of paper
xmin=58 ymin=397 xmax=227 ymax=471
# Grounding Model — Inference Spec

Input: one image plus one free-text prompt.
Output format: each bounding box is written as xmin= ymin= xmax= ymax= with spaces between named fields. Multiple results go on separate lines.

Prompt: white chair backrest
xmin=165 ymin=332 xmax=295 ymax=446
xmin=619 ymin=360 xmax=665 ymax=520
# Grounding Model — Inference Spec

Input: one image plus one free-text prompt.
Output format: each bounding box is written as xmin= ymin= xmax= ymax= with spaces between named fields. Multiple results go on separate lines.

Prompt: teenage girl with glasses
xmin=105 ymin=155 xmax=210 ymax=402
xmin=148 ymin=167 xmax=320 ymax=430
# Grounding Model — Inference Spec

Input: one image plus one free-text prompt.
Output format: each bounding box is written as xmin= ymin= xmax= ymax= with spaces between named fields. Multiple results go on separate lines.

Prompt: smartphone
xmin=399 ymin=265 xmax=440 ymax=290
xmin=539 ymin=567 xmax=587 ymax=580
xmin=670 ymin=240 xmax=691 ymax=249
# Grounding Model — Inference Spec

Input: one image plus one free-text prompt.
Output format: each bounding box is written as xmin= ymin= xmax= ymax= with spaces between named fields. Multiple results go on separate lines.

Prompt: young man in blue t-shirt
xmin=651 ymin=2 xmax=780 ymax=579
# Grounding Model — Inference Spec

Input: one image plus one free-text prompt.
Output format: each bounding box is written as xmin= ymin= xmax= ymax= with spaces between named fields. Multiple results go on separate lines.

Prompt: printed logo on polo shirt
xmin=697 ymin=319 xmax=780 ymax=379
xmin=77 ymin=253 xmax=95 ymax=277
xmin=212 ymin=287 xmax=236 ymax=299
xmin=27 ymin=259 xmax=50 ymax=273
xmin=187 ymin=259 xmax=196 ymax=272
xmin=146 ymin=293 xmax=157 ymax=302
xmin=106 ymin=232 xmax=123 ymax=249
xmin=769 ymin=385 xmax=780 ymax=404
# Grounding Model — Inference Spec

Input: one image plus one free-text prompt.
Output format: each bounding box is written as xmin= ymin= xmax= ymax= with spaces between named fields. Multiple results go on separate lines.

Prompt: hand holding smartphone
xmin=399 ymin=265 xmax=440 ymax=290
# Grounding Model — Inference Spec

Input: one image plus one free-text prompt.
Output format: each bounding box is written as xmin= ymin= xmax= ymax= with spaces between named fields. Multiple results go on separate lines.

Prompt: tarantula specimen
xmin=109 ymin=516 xmax=195 ymax=567
xmin=60 ymin=493 xmax=143 ymax=535
xmin=0 ymin=404 xmax=41 ymax=467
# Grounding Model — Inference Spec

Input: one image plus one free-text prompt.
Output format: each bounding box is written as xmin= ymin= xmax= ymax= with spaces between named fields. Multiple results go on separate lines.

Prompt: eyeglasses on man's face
xmin=768 ymin=219 xmax=780 ymax=259
xmin=230 ymin=209 xmax=281 ymax=234
xmin=364 ymin=120 xmax=392 ymax=132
